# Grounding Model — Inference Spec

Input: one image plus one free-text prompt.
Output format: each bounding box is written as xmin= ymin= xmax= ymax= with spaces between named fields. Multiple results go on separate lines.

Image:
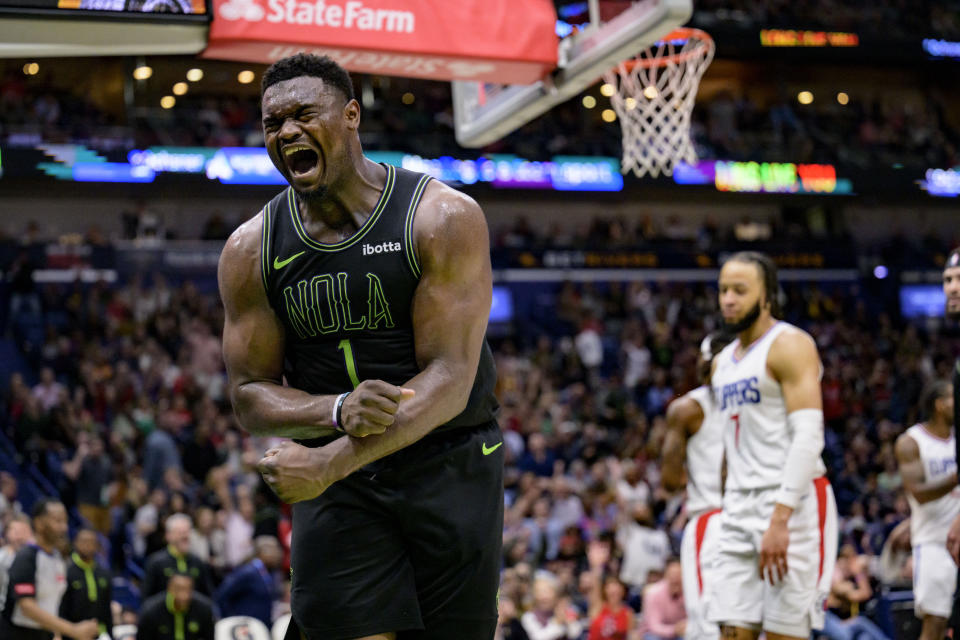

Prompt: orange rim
xmin=616 ymin=27 xmax=714 ymax=70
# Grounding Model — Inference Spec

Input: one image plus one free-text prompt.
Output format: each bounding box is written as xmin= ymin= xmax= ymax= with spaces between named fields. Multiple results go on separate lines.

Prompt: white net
xmin=603 ymin=28 xmax=715 ymax=178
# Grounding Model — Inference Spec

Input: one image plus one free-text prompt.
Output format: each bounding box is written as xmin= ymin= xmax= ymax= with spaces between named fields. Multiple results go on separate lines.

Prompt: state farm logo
xmin=219 ymin=0 xmax=263 ymax=20
xmin=219 ymin=0 xmax=415 ymax=33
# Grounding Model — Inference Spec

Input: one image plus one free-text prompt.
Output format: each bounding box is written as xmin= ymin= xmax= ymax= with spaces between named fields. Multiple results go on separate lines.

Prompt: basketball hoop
xmin=603 ymin=27 xmax=714 ymax=178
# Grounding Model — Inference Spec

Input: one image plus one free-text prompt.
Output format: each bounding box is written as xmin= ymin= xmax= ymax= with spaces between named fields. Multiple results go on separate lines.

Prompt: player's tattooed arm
xmin=895 ymin=433 xmax=959 ymax=504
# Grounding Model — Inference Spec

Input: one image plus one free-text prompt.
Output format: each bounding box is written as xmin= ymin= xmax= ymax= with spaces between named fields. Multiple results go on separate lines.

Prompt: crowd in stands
xmin=690 ymin=0 xmax=960 ymax=39
xmin=3 ymin=62 xmax=959 ymax=174
xmin=1 ymin=226 xmax=957 ymax=637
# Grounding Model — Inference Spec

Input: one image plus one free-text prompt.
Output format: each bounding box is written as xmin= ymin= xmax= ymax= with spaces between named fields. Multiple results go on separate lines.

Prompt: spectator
xmin=142 ymin=415 xmax=183 ymax=491
xmin=214 ymin=535 xmax=282 ymax=627
xmin=60 ymin=528 xmax=113 ymax=638
xmin=32 ymin=367 xmax=65 ymax=413
xmin=496 ymin=595 xmax=530 ymax=640
xmin=520 ymin=576 xmax=583 ymax=640
xmin=0 ymin=498 xmax=99 ymax=640
xmin=638 ymin=558 xmax=686 ymax=640
xmin=63 ymin=431 xmax=113 ymax=534
xmin=136 ymin=573 xmax=215 ymax=640
xmin=0 ymin=514 xmax=33 ymax=610
xmin=0 ymin=472 xmax=24 ymax=524
xmin=821 ymin=544 xmax=890 ymax=640
xmin=142 ymin=514 xmax=213 ymax=599
xmin=587 ymin=575 xmax=634 ymax=640
xmin=616 ymin=502 xmax=669 ymax=590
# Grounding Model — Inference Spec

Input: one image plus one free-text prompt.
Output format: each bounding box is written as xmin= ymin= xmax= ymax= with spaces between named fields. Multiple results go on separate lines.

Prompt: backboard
xmin=452 ymin=0 xmax=693 ymax=148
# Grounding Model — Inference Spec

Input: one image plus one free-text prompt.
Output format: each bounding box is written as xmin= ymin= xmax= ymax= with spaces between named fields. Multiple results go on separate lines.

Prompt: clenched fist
xmin=339 ymin=380 xmax=415 ymax=437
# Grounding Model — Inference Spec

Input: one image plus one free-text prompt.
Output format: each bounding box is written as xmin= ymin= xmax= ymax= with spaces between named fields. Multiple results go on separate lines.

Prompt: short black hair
xmin=261 ymin=54 xmax=355 ymax=103
xmin=166 ymin=572 xmax=195 ymax=588
xmin=31 ymin=497 xmax=62 ymax=519
xmin=725 ymin=251 xmax=783 ymax=317
xmin=921 ymin=379 xmax=952 ymax=421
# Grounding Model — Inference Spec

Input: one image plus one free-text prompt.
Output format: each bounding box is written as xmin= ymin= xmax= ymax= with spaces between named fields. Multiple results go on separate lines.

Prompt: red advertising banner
xmin=204 ymin=0 xmax=559 ymax=83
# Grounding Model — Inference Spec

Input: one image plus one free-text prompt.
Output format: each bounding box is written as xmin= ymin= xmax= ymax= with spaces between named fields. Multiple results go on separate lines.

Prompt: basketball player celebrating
xmin=706 ymin=252 xmax=837 ymax=640
xmin=663 ymin=332 xmax=733 ymax=640
xmin=895 ymin=380 xmax=959 ymax=640
xmin=218 ymin=54 xmax=502 ymax=640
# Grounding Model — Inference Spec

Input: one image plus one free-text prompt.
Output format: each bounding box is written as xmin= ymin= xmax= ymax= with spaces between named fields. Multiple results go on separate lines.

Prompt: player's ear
xmin=343 ymin=98 xmax=361 ymax=130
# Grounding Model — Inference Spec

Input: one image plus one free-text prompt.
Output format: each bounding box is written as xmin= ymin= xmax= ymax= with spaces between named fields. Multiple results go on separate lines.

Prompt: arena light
xmin=836 ymin=92 xmax=849 ymax=105
xmin=172 ymin=82 xmax=188 ymax=96
xmin=160 ymin=96 xmax=176 ymax=109
xmin=133 ymin=65 xmax=153 ymax=80
xmin=402 ymin=92 xmax=415 ymax=105
xmin=186 ymin=68 xmax=204 ymax=82
xmin=600 ymin=83 xmax=615 ymax=97
xmin=237 ymin=70 xmax=255 ymax=84
xmin=873 ymin=265 xmax=888 ymax=279
xmin=582 ymin=95 xmax=596 ymax=109
xmin=797 ymin=91 xmax=814 ymax=105
xmin=22 ymin=62 xmax=39 ymax=76
xmin=642 ymin=86 xmax=659 ymax=99
xmin=625 ymin=97 xmax=637 ymax=110
xmin=601 ymin=109 xmax=616 ymax=123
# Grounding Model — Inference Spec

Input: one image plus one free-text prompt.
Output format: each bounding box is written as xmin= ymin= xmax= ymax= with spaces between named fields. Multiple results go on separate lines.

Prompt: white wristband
xmin=332 ymin=392 xmax=349 ymax=432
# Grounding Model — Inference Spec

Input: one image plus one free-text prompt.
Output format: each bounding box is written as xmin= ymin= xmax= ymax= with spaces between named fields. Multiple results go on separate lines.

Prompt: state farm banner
xmin=204 ymin=0 xmax=558 ymax=83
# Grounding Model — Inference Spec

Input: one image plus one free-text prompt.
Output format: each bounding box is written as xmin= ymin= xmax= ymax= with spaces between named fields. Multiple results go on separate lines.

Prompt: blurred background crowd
xmin=0 ymin=216 xmax=956 ymax=637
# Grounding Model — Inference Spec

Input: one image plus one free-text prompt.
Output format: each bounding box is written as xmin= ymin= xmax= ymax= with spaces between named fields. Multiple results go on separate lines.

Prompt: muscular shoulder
xmin=665 ymin=394 xmax=704 ymax=435
xmin=412 ymin=180 xmax=488 ymax=266
xmin=894 ymin=431 xmax=920 ymax=462
xmin=218 ymin=210 xmax=265 ymax=311
xmin=767 ymin=325 xmax=820 ymax=378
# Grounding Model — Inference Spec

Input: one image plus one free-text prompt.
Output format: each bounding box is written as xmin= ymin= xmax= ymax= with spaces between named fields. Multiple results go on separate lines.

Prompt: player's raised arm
xmin=219 ymin=213 xmax=339 ymax=439
xmin=896 ymin=433 xmax=958 ymax=505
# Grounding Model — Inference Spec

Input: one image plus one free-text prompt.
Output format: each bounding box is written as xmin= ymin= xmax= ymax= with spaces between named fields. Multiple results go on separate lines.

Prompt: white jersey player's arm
xmin=767 ymin=328 xmax=825 ymax=515
xmin=895 ymin=433 xmax=959 ymax=504
xmin=662 ymin=396 xmax=703 ymax=493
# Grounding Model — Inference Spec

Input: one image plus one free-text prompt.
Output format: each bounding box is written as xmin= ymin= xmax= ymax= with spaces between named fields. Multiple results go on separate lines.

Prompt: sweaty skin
xmin=219 ymin=75 xmax=492 ymax=504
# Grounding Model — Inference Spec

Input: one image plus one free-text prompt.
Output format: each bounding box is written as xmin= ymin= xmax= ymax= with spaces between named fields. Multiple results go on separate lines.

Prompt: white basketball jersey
xmin=711 ymin=321 xmax=826 ymax=491
xmin=905 ymin=424 xmax=960 ymax=546
xmin=684 ymin=385 xmax=723 ymax=515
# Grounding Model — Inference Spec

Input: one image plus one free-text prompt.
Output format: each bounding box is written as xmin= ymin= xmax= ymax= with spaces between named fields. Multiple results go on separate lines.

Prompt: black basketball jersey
xmin=261 ymin=164 xmax=498 ymax=445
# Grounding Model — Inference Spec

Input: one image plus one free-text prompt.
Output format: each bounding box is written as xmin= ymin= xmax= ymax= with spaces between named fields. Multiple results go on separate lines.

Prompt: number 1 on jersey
xmin=732 ymin=413 xmax=741 ymax=449
xmin=338 ymin=339 xmax=361 ymax=388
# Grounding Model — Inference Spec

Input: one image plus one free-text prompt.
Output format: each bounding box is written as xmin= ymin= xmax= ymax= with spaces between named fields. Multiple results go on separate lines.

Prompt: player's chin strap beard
xmin=723 ymin=301 xmax=763 ymax=334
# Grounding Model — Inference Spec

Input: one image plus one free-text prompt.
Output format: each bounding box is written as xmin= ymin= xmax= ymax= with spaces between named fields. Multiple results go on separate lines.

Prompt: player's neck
xmin=737 ymin=315 xmax=776 ymax=350
xmin=925 ymin=418 xmax=953 ymax=439
xmin=297 ymin=156 xmax=386 ymax=232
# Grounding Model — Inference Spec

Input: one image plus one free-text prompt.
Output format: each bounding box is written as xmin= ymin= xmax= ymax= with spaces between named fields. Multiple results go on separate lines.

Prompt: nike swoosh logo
xmin=273 ymin=251 xmax=305 ymax=270
xmin=481 ymin=441 xmax=503 ymax=456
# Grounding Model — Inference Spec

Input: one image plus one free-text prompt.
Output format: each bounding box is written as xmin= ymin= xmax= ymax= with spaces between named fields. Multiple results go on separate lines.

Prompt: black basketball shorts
xmin=285 ymin=421 xmax=504 ymax=640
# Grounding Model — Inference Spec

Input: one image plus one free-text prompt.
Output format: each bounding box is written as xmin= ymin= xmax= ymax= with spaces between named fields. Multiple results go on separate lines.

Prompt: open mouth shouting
xmin=283 ymin=143 xmax=321 ymax=180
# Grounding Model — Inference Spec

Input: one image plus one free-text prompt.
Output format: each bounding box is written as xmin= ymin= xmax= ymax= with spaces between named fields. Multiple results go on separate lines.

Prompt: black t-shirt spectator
xmin=135 ymin=592 xmax=215 ymax=640
xmin=59 ymin=553 xmax=112 ymax=637
xmin=142 ymin=547 xmax=213 ymax=599
xmin=0 ymin=545 xmax=66 ymax=640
